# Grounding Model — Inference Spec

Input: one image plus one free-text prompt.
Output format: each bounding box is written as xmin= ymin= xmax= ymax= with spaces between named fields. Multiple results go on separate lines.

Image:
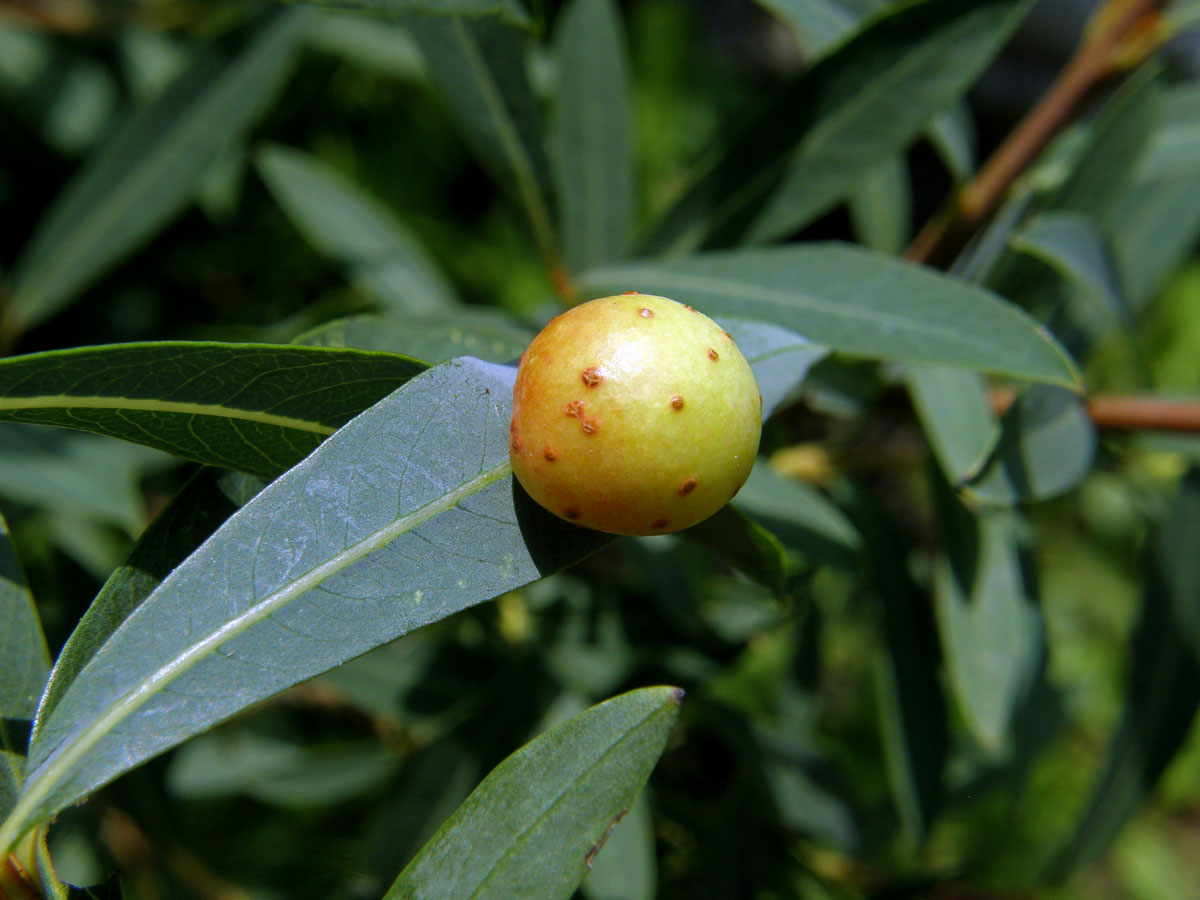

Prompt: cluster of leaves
xmin=2 ymin=0 xmax=1200 ymax=897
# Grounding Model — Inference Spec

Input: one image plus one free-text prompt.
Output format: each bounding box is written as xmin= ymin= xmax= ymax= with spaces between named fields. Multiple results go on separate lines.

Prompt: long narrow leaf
xmin=32 ymin=470 xmax=266 ymax=743
xmin=0 ymin=343 xmax=425 ymax=477
xmin=384 ymin=686 xmax=681 ymax=900
xmin=551 ymin=0 xmax=634 ymax=273
xmin=256 ymin=144 xmax=459 ymax=316
xmin=408 ymin=15 xmax=555 ymax=257
xmin=581 ymin=244 xmax=1081 ymax=388
xmin=0 ymin=513 xmax=50 ymax=726
xmin=3 ymin=10 xmax=311 ymax=335
xmin=642 ymin=0 xmax=1034 ymax=255
xmin=275 ymin=0 xmax=531 ymax=28
xmin=0 ymin=358 xmax=611 ymax=857
xmin=932 ymin=487 xmax=1042 ymax=749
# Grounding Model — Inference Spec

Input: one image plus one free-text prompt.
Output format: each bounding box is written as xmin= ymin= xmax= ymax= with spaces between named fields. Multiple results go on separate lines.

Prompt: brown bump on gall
xmin=564 ymin=509 xmax=580 ymax=520
xmin=581 ymin=366 xmax=603 ymax=387
xmin=652 ymin=518 xmax=669 ymax=530
xmin=510 ymin=434 xmax=523 ymax=452
xmin=581 ymin=416 xmax=600 ymax=435
xmin=708 ymin=348 xmax=719 ymax=361
xmin=684 ymin=304 xmax=696 ymax=312
xmin=543 ymin=446 xmax=557 ymax=462
xmin=622 ymin=290 xmax=640 ymax=295
xmin=722 ymin=331 xmax=733 ymax=341
xmin=565 ymin=400 xmax=584 ymax=418
xmin=679 ymin=476 xmax=698 ymax=496
xmin=670 ymin=395 xmax=685 ymax=410
xmin=639 ymin=307 xmax=653 ymax=318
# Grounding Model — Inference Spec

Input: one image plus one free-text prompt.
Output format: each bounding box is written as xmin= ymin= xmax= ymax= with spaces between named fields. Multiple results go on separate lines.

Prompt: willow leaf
xmin=0 ymin=343 xmax=425 ymax=477
xmin=0 ymin=358 xmax=609 ymax=857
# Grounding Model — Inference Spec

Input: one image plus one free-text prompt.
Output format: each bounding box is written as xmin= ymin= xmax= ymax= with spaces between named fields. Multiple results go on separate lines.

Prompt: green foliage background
xmin=2 ymin=0 xmax=1200 ymax=898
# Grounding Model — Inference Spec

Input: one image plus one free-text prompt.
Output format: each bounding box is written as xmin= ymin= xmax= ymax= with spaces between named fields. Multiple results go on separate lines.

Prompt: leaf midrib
xmin=588 ymin=265 xmax=1059 ymax=369
xmin=0 ymin=458 xmax=513 ymax=856
xmin=465 ymin=703 xmax=668 ymax=899
xmin=0 ymin=395 xmax=338 ymax=435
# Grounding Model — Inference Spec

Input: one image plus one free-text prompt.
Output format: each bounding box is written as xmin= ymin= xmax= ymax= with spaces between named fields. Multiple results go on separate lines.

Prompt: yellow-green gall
xmin=509 ymin=293 xmax=761 ymax=535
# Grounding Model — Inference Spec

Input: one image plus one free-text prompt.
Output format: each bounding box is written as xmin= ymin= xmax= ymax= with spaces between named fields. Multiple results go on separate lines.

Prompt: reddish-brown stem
xmin=906 ymin=0 xmax=1167 ymax=269
xmin=991 ymin=390 xmax=1200 ymax=433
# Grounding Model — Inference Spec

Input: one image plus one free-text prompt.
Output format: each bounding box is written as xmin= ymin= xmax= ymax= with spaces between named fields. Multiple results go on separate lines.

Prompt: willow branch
xmin=906 ymin=0 xmax=1168 ymax=269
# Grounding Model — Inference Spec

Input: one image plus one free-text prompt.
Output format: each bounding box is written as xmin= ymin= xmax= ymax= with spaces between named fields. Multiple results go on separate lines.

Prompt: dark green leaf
xmin=581 ymin=244 xmax=1081 ymax=388
xmin=642 ymin=0 xmax=1034 ymax=255
xmin=275 ymin=0 xmax=531 ymax=28
xmin=1158 ymin=468 xmax=1200 ymax=669
xmin=0 ymin=426 xmax=171 ymax=534
xmin=926 ymin=102 xmax=976 ymax=184
xmin=932 ymin=487 xmax=1042 ymax=749
xmin=294 ymin=311 xmax=533 ymax=363
xmin=408 ymin=15 xmax=555 ymax=256
xmin=1011 ymin=211 xmax=1133 ymax=332
xmin=0 ymin=343 xmax=426 ymax=477
xmin=717 ymin=318 xmax=828 ymax=419
xmin=33 ymin=470 xmax=265 ymax=742
xmin=851 ymin=488 xmax=946 ymax=841
xmin=1045 ymin=472 xmax=1200 ymax=878
xmin=1135 ymin=81 xmax=1200 ymax=183
xmin=0 ymin=512 xmax=49 ymax=724
xmin=552 ymin=0 xmax=634 ymax=273
xmin=683 ymin=503 xmax=788 ymax=599
xmin=733 ymin=464 xmax=861 ymax=571
xmin=963 ymin=384 xmax=1096 ymax=505
xmin=256 ymin=144 xmax=459 ymax=316
xmin=166 ymin=728 xmax=397 ymax=808
xmin=1 ymin=358 xmax=611 ymax=855
xmin=580 ymin=793 xmax=656 ymax=900
xmin=847 ymin=155 xmax=910 ymax=255
xmin=3 ymin=10 xmax=311 ymax=335
xmin=384 ymin=686 xmax=681 ymax=900
xmin=1044 ymin=64 xmax=1163 ymax=221
xmin=1108 ymin=174 xmax=1200 ymax=312
xmin=906 ymin=365 xmax=1094 ymax=504
xmin=754 ymin=0 xmax=887 ymax=56
xmin=303 ymin=11 xmax=427 ymax=79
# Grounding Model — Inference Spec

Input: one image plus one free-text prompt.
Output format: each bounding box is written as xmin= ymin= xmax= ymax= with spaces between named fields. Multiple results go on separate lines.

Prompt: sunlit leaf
xmin=582 ymin=244 xmax=1081 ymax=388
xmin=1 ymin=358 xmax=610 ymax=856
xmin=384 ymin=686 xmax=681 ymax=900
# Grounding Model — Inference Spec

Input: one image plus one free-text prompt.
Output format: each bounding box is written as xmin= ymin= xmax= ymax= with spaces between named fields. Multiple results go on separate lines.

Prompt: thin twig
xmin=906 ymin=0 xmax=1168 ymax=269
xmin=991 ymin=389 xmax=1200 ymax=433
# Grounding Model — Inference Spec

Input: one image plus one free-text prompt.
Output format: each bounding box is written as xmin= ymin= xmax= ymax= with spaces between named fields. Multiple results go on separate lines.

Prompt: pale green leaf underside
xmin=386 ymin=686 xmax=681 ymax=900
xmin=580 ymin=244 xmax=1081 ymax=388
xmin=1 ymin=358 xmax=608 ymax=855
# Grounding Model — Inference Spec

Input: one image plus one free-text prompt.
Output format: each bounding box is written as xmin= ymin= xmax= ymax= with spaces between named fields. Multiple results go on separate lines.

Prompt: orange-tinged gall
xmin=509 ymin=293 xmax=761 ymax=535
